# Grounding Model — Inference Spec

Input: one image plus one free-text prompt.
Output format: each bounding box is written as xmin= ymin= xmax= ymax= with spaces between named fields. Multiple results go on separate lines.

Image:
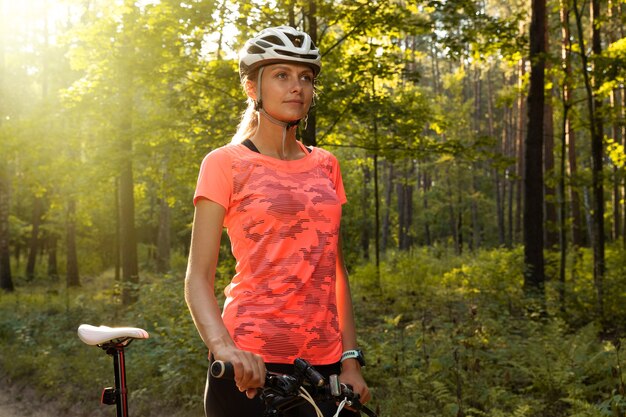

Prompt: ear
xmin=245 ymin=80 xmax=257 ymax=101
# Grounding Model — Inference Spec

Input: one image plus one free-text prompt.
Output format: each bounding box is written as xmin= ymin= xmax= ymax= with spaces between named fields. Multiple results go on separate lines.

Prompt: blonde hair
xmin=231 ymin=70 xmax=260 ymax=144
xmin=231 ymin=98 xmax=259 ymax=144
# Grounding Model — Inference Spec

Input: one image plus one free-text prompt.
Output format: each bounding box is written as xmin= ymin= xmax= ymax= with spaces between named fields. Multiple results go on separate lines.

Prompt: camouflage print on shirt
xmin=194 ymin=143 xmax=347 ymax=365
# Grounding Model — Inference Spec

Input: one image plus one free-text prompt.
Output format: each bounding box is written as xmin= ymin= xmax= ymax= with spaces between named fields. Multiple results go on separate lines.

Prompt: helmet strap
xmin=254 ymin=67 xmax=264 ymax=111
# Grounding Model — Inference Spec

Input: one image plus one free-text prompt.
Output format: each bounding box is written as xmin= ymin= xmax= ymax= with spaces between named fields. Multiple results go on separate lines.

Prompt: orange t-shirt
xmin=194 ymin=142 xmax=347 ymax=365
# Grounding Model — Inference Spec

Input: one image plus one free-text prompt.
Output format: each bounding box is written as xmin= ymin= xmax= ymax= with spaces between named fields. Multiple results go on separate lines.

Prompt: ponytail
xmin=231 ymin=98 xmax=258 ymax=144
xmin=231 ymin=70 xmax=260 ymax=144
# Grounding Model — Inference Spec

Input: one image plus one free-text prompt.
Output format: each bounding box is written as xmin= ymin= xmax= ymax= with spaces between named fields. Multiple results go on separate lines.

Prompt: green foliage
xmin=350 ymin=247 xmax=626 ymax=417
xmin=1 ymin=1 xmax=626 ymax=415
xmin=2 ymin=247 xmax=626 ymax=416
xmin=0 ymin=273 xmax=204 ymax=416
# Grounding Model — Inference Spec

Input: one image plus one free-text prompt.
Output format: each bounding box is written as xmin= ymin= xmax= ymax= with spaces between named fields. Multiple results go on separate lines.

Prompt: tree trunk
xmin=613 ymin=2 xmax=626 ymax=247
xmin=589 ymin=0 xmax=606 ymax=321
xmin=523 ymin=0 xmax=546 ymax=297
xmin=156 ymin=196 xmax=171 ymax=274
xmin=0 ymin=5 xmax=12 ymax=291
xmin=397 ymin=178 xmax=405 ymax=250
xmin=302 ymin=0 xmax=317 ymax=147
xmin=608 ymin=0 xmax=621 ymax=241
xmin=119 ymin=2 xmax=139 ymax=305
xmin=573 ymin=0 xmax=605 ymax=321
xmin=471 ymin=68 xmax=482 ymax=251
xmin=622 ymin=89 xmax=626 ymax=246
xmin=120 ymin=156 xmax=138 ymax=305
xmin=215 ymin=0 xmax=227 ymax=60
xmin=543 ymin=27 xmax=558 ymax=248
xmin=495 ymin=169 xmax=505 ymax=246
xmin=288 ymin=0 xmax=295 ymax=27
xmin=560 ymin=1 xmax=584 ymax=248
xmin=422 ymin=170 xmax=432 ymax=246
xmin=373 ymin=153 xmax=380 ymax=275
xmin=26 ymin=197 xmax=44 ymax=280
xmin=471 ymin=168 xmax=481 ymax=251
xmin=446 ymin=167 xmax=460 ymax=254
xmin=488 ymin=68 xmax=506 ymax=247
xmin=0 ymin=162 xmax=12 ymax=292
xmin=381 ymin=161 xmax=393 ymax=251
xmin=611 ymin=92 xmax=621 ymax=241
xmin=558 ymin=0 xmax=573 ymax=311
xmin=66 ymin=198 xmax=80 ymax=287
xmin=115 ymin=177 xmax=121 ymax=281
xmin=361 ymin=161 xmax=371 ymax=260
xmin=397 ymin=158 xmax=415 ymax=251
xmin=506 ymin=85 xmax=515 ymax=247
xmin=47 ymin=234 xmax=58 ymax=280
xmin=457 ymin=188 xmax=464 ymax=255
xmin=515 ymin=59 xmax=526 ymax=244
xmin=558 ymin=82 xmax=569 ymax=312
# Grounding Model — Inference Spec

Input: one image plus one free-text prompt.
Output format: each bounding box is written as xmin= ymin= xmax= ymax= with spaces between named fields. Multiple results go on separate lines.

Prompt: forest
xmin=0 ymin=0 xmax=625 ymax=416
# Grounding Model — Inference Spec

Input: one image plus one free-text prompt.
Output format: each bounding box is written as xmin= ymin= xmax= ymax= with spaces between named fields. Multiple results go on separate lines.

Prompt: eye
xmin=299 ymin=72 xmax=315 ymax=83
xmin=275 ymin=72 xmax=288 ymax=79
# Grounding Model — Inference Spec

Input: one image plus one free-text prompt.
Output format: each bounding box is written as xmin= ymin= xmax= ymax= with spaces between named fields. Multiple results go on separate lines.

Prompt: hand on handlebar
xmin=212 ymin=357 xmax=378 ymax=417
xmin=339 ymin=365 xmax=371 ymax=405
xmin=213 ymin=348 xmax=265 ymax=398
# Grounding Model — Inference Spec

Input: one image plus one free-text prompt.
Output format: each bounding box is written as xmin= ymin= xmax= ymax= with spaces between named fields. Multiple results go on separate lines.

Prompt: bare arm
xmin=335 ymin=234 xmax=371 ymax=404
xmin=184 ymin=199 xmax=264 ymax=395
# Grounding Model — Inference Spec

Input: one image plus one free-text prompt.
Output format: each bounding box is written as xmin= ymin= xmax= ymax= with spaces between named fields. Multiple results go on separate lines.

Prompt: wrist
xmin=340 ymin=349 xmax=366 ymax=367
xmin=340 ymin=358 xmax=362 ymax=372
xmin=207 ymin=333 xmax=236 ymax=354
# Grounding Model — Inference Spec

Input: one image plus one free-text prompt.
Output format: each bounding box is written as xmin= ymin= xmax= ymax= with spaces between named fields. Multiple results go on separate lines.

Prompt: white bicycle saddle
xmin=78 ymin=324 xmax=149 ymax=346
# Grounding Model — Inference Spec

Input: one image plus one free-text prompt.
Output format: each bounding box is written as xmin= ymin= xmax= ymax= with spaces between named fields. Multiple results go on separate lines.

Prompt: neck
xmin=251 ymin=116 xmax=303 ymax=160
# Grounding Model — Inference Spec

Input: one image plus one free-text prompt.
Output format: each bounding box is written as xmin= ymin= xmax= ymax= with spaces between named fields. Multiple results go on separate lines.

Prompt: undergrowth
xmin=354 ymin=245 xmax=626 ymax=417
xmin=0 ymin=245 xmax=625 ymax=416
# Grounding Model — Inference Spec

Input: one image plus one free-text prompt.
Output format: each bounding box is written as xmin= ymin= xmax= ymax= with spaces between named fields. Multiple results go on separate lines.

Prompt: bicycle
xmin=77 ymin=324 xmax=377 ymax=417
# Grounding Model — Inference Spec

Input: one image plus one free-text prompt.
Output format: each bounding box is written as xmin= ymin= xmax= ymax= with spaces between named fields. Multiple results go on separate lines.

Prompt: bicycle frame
xmin=79 ymin=324 xmax=377 ymax=417
xmin=103 ymin=341 xmax=130 ymax=417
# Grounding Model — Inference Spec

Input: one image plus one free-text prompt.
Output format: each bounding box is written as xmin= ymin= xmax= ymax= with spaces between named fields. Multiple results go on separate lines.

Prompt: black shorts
xmin=204 ymin=358 xmax=360 ymax=417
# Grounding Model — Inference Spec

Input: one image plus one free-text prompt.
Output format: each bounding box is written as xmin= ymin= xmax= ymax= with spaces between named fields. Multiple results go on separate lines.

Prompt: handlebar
xmin=210 ymin=358 xmax=325 ymax=386
xmin=210 ymin=360 xmax=235 ymax=379
xmin=210 ymin=358 xmax=377 ymax=417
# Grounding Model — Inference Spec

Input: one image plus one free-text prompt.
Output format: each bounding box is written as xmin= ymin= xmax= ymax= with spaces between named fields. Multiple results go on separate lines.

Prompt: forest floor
xmin=0 ymin=370 xmax=202 ymax=417
xmin=0 ymin=374 xmax=55 ymax=417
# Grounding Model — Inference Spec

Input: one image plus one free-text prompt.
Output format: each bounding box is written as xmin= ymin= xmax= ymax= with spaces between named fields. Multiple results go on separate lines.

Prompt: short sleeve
xmin=193 ymin=148 xmax=232 ymax=209
xmin=332 ymin=156 xmax=348 ymax=205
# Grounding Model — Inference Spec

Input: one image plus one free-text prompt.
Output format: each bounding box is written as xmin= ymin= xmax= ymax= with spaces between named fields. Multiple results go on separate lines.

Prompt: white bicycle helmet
xmin=239 ymin=26 xmax=321 ymax=79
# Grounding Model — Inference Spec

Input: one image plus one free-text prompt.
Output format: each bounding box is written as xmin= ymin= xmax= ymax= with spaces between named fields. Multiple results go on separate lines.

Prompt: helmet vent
xmin=247 ymin=45 xmax=266 ymax=54
xmin=285 ymin=34 xmax=304 ymax=47
xmin=256 ymin=40 xmax=273 ymax=48
xmin=261 ymin=35 xmax=285 ymax=46
xmin=275 ymin=49 xmax=319 ymax=60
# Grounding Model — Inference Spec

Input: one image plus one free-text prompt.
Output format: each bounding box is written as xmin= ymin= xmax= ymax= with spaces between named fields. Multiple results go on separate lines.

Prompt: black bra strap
xmin=242 ymin=138 xmax=260 ymax=153
xmin=241 ymin=139 xmax=312 ymax=154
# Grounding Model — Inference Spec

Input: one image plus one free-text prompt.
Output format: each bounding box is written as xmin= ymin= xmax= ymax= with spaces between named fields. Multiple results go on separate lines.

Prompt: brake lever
xmin=329 ymin=376 xmax=378 ymax=417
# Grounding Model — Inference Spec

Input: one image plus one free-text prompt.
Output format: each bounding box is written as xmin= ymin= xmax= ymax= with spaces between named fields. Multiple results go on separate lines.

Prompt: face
xmin=248 ymin=63 xmax=315 ymax=122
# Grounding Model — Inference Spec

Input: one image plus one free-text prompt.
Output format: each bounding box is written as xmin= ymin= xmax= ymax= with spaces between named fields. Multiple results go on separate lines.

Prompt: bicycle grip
xmin=210 ymin=360 xmax=235 ymax=379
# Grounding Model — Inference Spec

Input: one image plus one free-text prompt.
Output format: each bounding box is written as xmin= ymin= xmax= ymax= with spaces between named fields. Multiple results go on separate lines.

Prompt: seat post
xmin=106 ymin=345 xmax=129 ymax=417
xmin=78 ymin=325 xmax=149 ymax=417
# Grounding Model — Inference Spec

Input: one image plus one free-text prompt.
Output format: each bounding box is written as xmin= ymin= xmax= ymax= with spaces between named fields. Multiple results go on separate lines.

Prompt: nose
xmin=290 ymin=79 xmax=303 ymax=93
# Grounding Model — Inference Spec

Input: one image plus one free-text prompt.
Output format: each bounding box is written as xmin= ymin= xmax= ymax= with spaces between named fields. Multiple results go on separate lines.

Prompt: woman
xmin=185 ymin=26 xmax=370 ymax=417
